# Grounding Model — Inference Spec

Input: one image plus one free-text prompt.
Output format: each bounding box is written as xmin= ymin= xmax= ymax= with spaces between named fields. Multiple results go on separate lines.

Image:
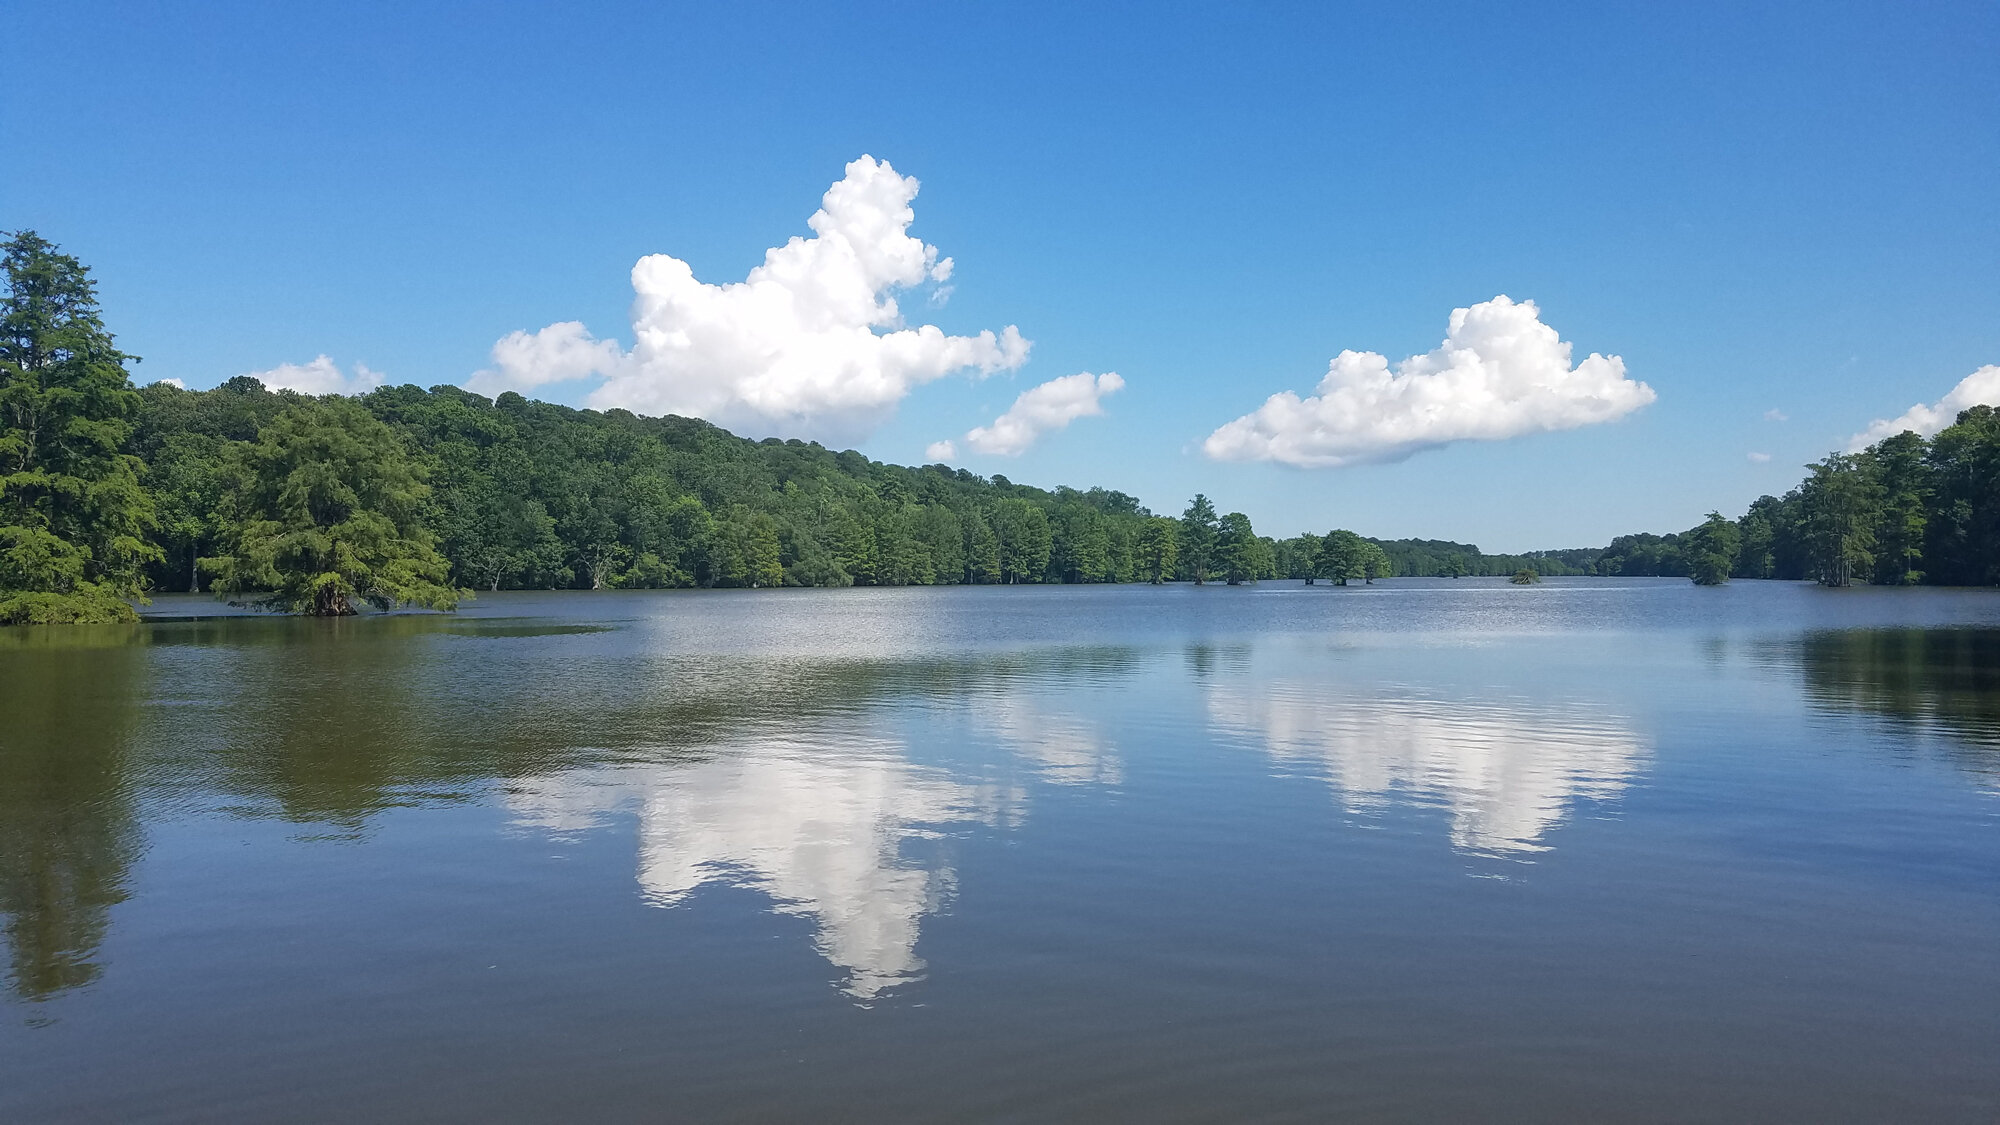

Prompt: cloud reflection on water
xmin=971 ymin=693 xmax=1123 ymax=786
xmin=509 ymin=720 xmax=1038 ymax=1001
xmin=1208 ymin=681 xmax=1647 ymax=855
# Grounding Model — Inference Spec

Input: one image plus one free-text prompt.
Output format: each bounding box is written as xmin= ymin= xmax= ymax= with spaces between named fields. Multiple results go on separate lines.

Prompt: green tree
xmin=1179 ymin=494 xmax=1219 ymax=584
xmin=1052 ymin=506 xmax=1113 ymax=583
xmin=709 ymin=506 xmax=783 ymax=587
xmin=1316 ymin=529 xmax=1366 ymax=585
xmin=0 ymin=232 xmax=159 ymax=624
xmin=1733 ymin=500 xmax=1778 ymax=579
xmin=1215 ymin=511 xmax=1258 ymax=584
xmin=916 ymin=504 xmax=965 ymax=584
xmin=203 ymin=401 xmax=463 ymax=615
xmin=962 ymin=507 xmax=1002 ymax=584
xmin=1799 ymin=453 xmax=1882 ymax=587
xmin=992 ymin=499 xmax=1052 ymax=583
xmin=1925 ymin=405 xmax=2000 ymax=585
xmin=1686 ymin=510 xmax=1740 ymax=585
xmin=1510 ymin=568 xmax=1541 ymax=584
xmin=1278 ymin=533 xmax=1321 ymax=583
xmin=145 ymin=431 xmax=230 ymax=592
xmin=1864 ymin=430 xmax=1928 ymax=585
xmin=1362 ymin=542 xmax=1392 ymax=584
xmin=460 ymin=490 xmax=563 ymax=590
xmin=1135 ymin=516 xmax=1178 ymax=583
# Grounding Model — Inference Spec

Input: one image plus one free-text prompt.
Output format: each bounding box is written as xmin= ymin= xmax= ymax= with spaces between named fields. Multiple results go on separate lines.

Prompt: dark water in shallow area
xmin=3 ymin=578 xmax=1999 ymax=1121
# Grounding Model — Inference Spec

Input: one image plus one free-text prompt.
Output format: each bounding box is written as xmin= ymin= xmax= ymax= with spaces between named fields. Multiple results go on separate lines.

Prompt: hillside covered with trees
xmin=5 ymin=232 xmax=1997 ymax=621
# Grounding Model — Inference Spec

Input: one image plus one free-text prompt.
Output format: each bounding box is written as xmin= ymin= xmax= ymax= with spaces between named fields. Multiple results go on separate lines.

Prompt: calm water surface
xmin=3 ymin=579 xmax=1999 ymax=1121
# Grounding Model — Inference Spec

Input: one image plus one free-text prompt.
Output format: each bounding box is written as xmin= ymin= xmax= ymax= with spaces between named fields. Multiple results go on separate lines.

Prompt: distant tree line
xmin=8 ymin=232 xmax=1997 ymax=621
xmin=135 ymin=377 xmax=1293 ymax=603
xmin=9 ymin=231 xmax=1329 ymax=620
xmin=1580 ymin=424 xmax=2000 ymax=587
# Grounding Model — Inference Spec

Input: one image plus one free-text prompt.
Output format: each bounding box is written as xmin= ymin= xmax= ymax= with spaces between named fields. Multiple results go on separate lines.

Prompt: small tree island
xmin=202 ymin=400 xmax=465 ymax=616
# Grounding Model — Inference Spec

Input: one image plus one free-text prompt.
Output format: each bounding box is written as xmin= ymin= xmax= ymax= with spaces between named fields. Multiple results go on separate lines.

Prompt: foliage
xmin=1178 ymin=494 xmax=1218 ymax=584
xmin=1215 ymin=511 xmax=1259 ymax=584
xmin=1799 ymin=453 xmax=1882 ymax=587
xmin=1362 ymin=542 xmax=1391 ymax=583
xmin=1316 ymin=529 xmax=1367 ymax=585
xmin=1923 ymin=405 xmax=2000 ymax=586
xmin=1510 ymin=568 xmax=1540 ymax=584
xmin=34 ymin=232 xmax=2000 ymax=613
xmin=1362 ymin=536 xmax=1592 ymax=578
xmin=1685 ymin=511 xmax=1740 ymax=585
xmin=1135 ymin=517 xmax=1178 ymax=584
xmin=202 ymin=401 xmax=464 ymax=615
xmin=1587 ymin=409 xmax=2000 ymax=588
xmin=0 ymin=232 xmax=159 ymax=623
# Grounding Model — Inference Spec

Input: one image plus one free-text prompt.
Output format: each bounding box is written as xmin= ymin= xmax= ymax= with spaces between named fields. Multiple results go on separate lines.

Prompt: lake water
xmin=3 ymin=579 xmax=1999 ymax=1121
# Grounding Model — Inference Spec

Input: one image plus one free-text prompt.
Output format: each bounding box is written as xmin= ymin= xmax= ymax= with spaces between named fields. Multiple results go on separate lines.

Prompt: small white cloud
xmin=242 ymin=356 xmax=385 ymax=396
xmin=1850 ymin=365 xmax=2000 ymax=450
xmin=472 ymin=155 xmax=1029 ymax=443
xmin=925 ymin=440 xmax=957 ymax=462
xmin=1202 ymin=296 xmax=1654 ymax=468
xmin=959 ymin=372 xmax=1125 ymax=457
xmin=467 ymin=321 xmax=625 ymax=397
xmin=155 ymin=377 xmax=186 ymax=389
xmin=1747 ymin=451 xmax=1772 ymax=463
xmin=1763 ymin=409 xmax=1788 ymax=422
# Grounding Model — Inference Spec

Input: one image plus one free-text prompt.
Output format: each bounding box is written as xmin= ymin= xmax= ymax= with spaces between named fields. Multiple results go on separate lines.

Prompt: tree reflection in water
xmin=1796 ymin=628 xmax=2000 ymax=792
xmin=0 ymin=627 xmax=146 ymax=1002
xmin=2 ymin=610 xmax=1138 ymax=1004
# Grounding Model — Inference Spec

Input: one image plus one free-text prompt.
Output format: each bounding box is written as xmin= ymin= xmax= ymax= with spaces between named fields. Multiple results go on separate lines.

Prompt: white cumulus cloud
xmin=154 ymin=377 xmax=186 ymax=389
xmin=472 ymin=155 xmax=1029 ymax=443
xmin=1849 ymin=364 xmax=2000 ymax=450
xmin=242 ymin=355 xmax=385 ymax=397
xmin=1202 ymin=296 xmax=1654 ymax=468
xmin=925 ymin=440 xmax=957 ymax=462
xmin=467 ymin=321 xmax=625 ymax=397
xmin=957 ymin=372 xmax=1125 ymax=457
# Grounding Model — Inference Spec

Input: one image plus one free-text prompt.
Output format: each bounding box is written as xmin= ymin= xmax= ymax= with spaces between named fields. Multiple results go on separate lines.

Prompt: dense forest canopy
xmin=134 ymin=376 xmax=1222 ymax=595
xmin=0 ymin=233 xmax=157 ymax=623
xmin=4 ymin=232 xmax=1998 ymax=619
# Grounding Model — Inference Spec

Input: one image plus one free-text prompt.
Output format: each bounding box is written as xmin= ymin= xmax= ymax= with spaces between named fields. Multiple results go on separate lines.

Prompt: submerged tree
xmin=1135 ymin=516 xmax=1178 ymax=583
xmin=0 ymin=232 xmax=158 ymax=624
xmin=204 ymin=401 xmax=463 ymax=615
xmin=1510 ymin=568 xmax=1540 ymax=585
xmin=1179 ymin=494 xmax=1218 ymax=584
xmin=1316 ymin=529 xmax=1367 ymax=585
xmin=1215 ymin=511 xmax=1259 ymax=585
xmin=1800 ymin=453 xmax=1882 ymax=587
xmin=1362 ymin=542 xmax=1391 ymax=584
xmin=1686 ymin=510 xmax=1741 ymax=586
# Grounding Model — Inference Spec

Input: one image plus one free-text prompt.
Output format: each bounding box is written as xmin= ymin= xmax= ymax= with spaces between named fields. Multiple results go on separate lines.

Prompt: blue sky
xmin=7 ymin=1 xmax=1996 ymax=551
